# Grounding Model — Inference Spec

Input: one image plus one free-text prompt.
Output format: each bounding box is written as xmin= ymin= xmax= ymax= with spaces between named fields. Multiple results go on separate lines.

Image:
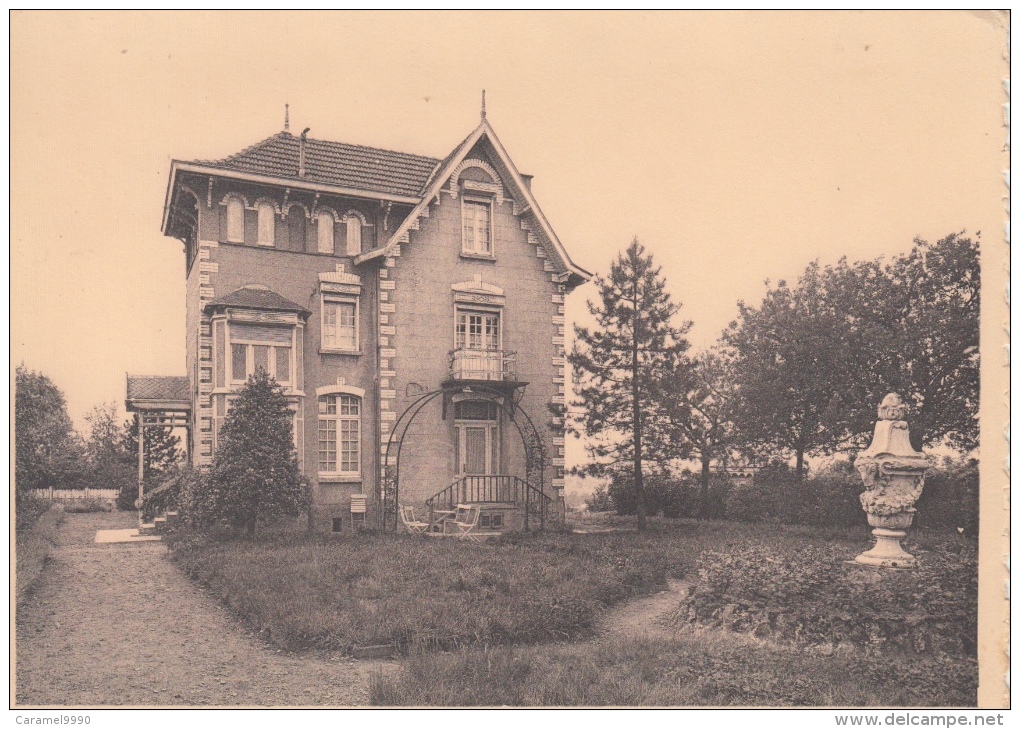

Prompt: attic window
xmin=462 ymin=198 xmax=492 ymax=257
xmin=346 ymin=214 xmax=362 ymax=256
xmin=257 ymin=202 xmax=276 ymax=246
xmin=226 ymin=197 xmax=245 ymax=243
xmin=317 ymin=211 xmax=335 ymax=254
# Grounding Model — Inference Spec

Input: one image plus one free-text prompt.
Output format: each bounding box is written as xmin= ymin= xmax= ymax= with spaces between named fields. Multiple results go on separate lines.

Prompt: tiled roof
xmin=206 ymin=286 xmax=310 ymax=316
xmin=126 ymin=375 xmax=190 ymax=403
xmin=191 ymin=132 xmax=441 ymax=198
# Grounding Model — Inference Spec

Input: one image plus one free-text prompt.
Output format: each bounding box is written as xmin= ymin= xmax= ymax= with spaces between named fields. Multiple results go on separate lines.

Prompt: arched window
xmin=317 ymin=211 xmax=335 ymax=254
xmin=257 ymin=202 xmax=276 ymax=246
xmin=345 ymin=214 xmax=362 ymax=256
xmin=288 ymin=208 xmax=306 ymax=251
xmin=226 ymin=197 xmax=245 ymax=243
xmin=318 ymin=393 xmax=361 ymax=476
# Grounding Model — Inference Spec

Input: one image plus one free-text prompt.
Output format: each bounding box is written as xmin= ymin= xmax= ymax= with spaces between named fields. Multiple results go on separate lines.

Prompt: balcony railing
xmin=449 ymin=349 xmax=517 ymax=382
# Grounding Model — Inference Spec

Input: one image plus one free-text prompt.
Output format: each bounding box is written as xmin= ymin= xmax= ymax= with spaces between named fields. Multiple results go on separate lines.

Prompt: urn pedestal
xmin=855 ymin=394 xmax=929 ymax=569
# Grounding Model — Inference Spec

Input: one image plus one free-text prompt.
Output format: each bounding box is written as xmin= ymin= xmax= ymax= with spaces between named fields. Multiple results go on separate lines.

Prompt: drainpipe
xmin=298 ymin=128 xmax=310 ymax=177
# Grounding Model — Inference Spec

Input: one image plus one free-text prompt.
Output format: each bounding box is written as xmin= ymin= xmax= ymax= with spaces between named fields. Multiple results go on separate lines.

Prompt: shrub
xmin=63 ymin=498 xmax=114 ymax=513
xmin=723 ymin=459 xmax=977 ymax=530
xmin=685 ymin=537 xmax=977 ymax=656
xmin=914 ymin=456 xmax=978 ymax=533
xmin=608 ymin=470 xmax=729 ymax=519
xmin=585 ymin=483 xmax=613 ymax=512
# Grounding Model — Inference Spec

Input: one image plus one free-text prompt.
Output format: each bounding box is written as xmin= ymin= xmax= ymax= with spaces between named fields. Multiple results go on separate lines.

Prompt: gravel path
xmin=15 ymin=512 xmax=394 ymax=707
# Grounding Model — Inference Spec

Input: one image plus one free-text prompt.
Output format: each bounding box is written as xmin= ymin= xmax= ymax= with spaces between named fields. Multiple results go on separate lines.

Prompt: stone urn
xmin=855 ymin=393 xmax=930 ymax=568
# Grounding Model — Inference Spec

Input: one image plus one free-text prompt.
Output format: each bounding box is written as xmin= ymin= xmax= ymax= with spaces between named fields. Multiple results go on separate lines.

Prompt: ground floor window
xmin=318 ymin=394 xmax=361 ymax=476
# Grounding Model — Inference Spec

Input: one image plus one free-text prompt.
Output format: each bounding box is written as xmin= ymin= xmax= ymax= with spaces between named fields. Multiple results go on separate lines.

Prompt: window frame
xmin=225 ymin=196 xmax=245 ymax=243
xmin=317 ymin=209 xmax=336 ymax=254
xmin=257 ymin=201 xmax=276 ymax=247
xmin=320 ymin=294 xmax=360 ymax=354
xmin=345 ymin=212 xmax=364 ymax=256
xmin=461 ymin=195 xmax=494 ymax=257
xmin=317 ymin=390 xmax=363 ymax=480
xmin=227 ymin=324 xmax=295 ymax=387
xmin=454 ymin=305 xmax=502 ymax=352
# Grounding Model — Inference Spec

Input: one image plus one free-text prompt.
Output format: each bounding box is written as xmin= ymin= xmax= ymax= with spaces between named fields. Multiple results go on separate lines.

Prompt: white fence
xmin=32 ymin=488 xmax=120 ymax=501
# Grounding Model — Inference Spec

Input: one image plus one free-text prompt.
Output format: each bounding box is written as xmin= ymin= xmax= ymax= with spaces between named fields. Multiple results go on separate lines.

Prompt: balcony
xmin=449 ymin=348 xmax=517 ymax=382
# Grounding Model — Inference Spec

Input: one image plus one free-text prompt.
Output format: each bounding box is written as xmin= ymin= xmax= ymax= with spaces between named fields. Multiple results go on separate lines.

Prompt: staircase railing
xmin=425 ymin=475 xmax=551 ymax=531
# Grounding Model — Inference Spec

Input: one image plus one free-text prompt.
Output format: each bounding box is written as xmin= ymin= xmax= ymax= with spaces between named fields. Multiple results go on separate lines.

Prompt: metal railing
xmin=425 ymin=474 xmax=550 ymax=531
xmin=449 ymin=349 xmax=517 ymax=382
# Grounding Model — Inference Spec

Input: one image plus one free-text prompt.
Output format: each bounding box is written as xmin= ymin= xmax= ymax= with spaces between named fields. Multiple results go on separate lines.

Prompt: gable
xmin=355 ymin=120 xmax=591 ymax=289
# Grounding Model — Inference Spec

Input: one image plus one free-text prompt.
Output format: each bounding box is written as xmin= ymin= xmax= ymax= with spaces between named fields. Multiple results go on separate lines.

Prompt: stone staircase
xmin=138 ymin=510 xmax=181 ymax=537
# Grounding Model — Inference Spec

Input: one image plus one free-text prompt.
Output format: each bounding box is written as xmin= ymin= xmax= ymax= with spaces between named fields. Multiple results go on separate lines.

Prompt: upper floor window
xmin=322 ymin=297 xmax=358 ymax=352
xmin=462 ymin=198 xmax=492 ymax=256
xmin=345 ymin=213 xmax=362 ymax=255
xmin=456 ymin=309 xmax=500 ymax=351
xmin=317 ymin=211 xmax=335 ymax=254
xmin=257 ymin=202 xmax=276 ymax=246
xmin=229 ymin=322 xmax=293 ymax=386
xmin=318 ymin=394 xmax=361 ymax=476
xmin=226 ymin=197 xmax=245 ymax=243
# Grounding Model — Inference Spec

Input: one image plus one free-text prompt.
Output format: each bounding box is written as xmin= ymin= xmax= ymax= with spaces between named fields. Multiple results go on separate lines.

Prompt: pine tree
xmin=208 ymin=369 xmax=310 ymax=535
xmin=569 ymin=238 xmax=692 ymax=531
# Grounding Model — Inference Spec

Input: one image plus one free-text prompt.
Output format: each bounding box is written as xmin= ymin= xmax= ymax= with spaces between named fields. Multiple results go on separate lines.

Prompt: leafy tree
xmin=859 ymin=233 xmax=980 ymax=451
xmin=656 ymin=350 xmax=736 ymax=516
xmin=14 ymin=365 xmax=83 ymax=500
xmin=208 ymin=369 xmax=310 ymax=535
xmin=723 ymin=232 xmax=980 ymax=473
xmin=723 ymin=262 xmax=856 ymax=478
xmin=569 ymin=238 xmax=693 ymax=531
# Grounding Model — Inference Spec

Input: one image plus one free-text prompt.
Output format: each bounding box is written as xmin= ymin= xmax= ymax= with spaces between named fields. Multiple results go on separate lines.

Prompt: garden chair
xmin=453 ymin=504 xmax=481 ymax=541
xmin=400 ymin=504 xmax=430 ymax=536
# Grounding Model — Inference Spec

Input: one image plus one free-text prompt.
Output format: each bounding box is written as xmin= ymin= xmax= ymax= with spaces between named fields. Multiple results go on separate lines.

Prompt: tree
xmin=14 ymin=365 xmax=83 ymax=500
xmin=656 ymin=350 xmax=736 ymax=517
xmin=863 ymin=233 xmax=980 ymax=451
xmin=208 ymin=369 xmax=310 ymax=535
xmin=723 ymin=262 xmax=857 ymax=478
xmin=569 ymin=238 xmax=693 ymax=531
xmin=121 ymin=417 xmax=182 ymax=481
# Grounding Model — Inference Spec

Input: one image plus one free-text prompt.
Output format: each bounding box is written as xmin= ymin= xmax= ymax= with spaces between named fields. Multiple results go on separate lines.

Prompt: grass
xmin=166 ymin=524 xmax=695 ymax=652
xmin=369 ymin=632 xmax=977 ymax=707
xmin=16 ymin=502 xmax=64 ymax=606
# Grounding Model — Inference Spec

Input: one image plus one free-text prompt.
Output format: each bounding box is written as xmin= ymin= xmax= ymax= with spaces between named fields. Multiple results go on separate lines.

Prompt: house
xmin=147 ymin=101 xmax=590 ymax=532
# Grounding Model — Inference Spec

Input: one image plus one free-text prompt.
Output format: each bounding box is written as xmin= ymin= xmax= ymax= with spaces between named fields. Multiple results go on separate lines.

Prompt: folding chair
xmin=400 ymin=504 xmax=430 ymax=535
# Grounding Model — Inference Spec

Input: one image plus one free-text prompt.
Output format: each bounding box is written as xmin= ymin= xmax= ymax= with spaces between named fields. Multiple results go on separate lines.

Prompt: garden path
xmin=596 ymin=578 xmax=694 ymax=640
xmin=15 ymin=511 xmax=394 ymax=707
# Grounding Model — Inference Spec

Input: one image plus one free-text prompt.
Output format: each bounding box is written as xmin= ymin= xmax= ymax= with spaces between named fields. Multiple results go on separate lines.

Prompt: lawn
xmin=166 ymin=516 xmax=978 ymax=706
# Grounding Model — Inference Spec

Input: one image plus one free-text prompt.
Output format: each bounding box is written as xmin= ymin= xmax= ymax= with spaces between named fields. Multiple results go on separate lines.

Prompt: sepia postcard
xmin=10 ymin=10 xmax=1010 ymax=719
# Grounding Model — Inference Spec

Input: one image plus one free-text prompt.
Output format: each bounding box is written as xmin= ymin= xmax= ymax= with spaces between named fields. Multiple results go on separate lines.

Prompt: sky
xmin=11 ymin=11 xmax=1006 ymax=442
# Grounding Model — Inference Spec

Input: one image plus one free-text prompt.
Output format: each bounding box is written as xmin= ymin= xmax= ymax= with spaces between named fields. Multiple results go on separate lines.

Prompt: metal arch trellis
xmin=380 ymin=384 xmax=548 ymax=532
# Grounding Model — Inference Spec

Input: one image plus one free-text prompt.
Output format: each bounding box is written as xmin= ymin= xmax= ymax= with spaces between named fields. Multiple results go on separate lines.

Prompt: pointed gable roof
xmin=355 ymin=119 xmax=592 ymax=286
xmin=189 ymin=132 xmax=441 ymax=199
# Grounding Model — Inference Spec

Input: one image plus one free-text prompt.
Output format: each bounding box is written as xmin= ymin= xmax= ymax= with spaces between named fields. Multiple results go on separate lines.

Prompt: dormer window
xmin=226 ymin=196 xmax=245 ymax=243
xmin=317 ymin=210 xmax=335 ymax=254
xmin=257 ymin=202 xmax=276 ymax=246
xmin=462 ymin=198 xmax=492 ymax=256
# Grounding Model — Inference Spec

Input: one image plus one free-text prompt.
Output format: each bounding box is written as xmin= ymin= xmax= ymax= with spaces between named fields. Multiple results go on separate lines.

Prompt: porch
xmin=423 ymin=474 xmax=551 ymax=534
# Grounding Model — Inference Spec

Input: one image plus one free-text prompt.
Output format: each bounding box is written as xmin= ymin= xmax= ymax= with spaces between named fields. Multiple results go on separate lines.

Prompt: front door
xmin=454 ymin=400 xmax=499 ymax=476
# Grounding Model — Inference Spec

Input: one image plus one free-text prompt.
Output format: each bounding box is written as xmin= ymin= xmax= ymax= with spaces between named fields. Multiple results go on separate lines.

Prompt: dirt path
xmin=596 ymin=579 xmax=693 ymax=640
xmin=15 ymin=512 xmax=394 ymax=707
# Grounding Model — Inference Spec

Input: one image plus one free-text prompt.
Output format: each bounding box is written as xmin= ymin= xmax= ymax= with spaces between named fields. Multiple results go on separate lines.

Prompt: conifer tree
xmin=569 ymin=238 xmax=692 ymax=531
xmin=208 ymin=369 xmax=310 ymax=536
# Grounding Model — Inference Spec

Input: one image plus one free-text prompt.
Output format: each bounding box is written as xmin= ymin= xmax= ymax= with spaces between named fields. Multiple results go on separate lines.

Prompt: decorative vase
xmin=855 ymin=394 xmax=929 ymax=569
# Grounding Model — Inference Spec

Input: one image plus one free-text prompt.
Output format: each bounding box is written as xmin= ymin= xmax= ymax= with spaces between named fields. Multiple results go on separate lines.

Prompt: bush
xmin=608 ymin=470 xmax=729 ymax=519
xmin=914 ymin=456 xmax=979 ymax=533
xmin=585 ymin=483 xmax=613 ymax=512
xmin=63 ymin=498 xmax=114 ymax=513
xmin=685 ymin=538 xmax=977 ymax=656
xmin=723 ymin=459 xmax=978 ymax=530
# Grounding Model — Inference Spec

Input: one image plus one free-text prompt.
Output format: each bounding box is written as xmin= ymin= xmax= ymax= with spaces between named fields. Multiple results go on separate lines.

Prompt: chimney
xmin=298 ymin=128 xmax=310 ymax=177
